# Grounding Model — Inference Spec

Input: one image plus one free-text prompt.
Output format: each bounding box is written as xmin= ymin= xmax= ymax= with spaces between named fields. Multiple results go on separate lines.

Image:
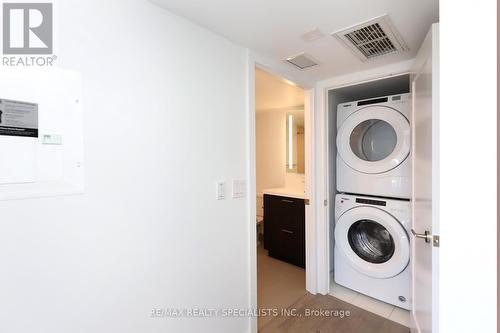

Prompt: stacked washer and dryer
xmin=334 ymin=93 xmax=412 ymax=310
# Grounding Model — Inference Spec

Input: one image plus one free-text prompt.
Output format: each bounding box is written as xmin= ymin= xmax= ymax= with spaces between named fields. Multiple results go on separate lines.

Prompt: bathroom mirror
xmin=286 ymin=111 xmax=305 ymax=174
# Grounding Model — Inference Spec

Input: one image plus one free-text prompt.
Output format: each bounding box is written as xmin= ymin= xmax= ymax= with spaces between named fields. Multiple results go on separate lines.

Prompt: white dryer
xmin=334 ymin=194 xmax=411 ymax=310
xmin=337 ymin=93 xmax=411 ymax=199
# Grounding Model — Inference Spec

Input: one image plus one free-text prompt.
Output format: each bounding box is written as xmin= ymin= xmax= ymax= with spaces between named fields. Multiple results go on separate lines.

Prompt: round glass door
xmin=348 ymin=219 xmax=395 ymax=264
xmin=337 ymin=106 xmax=410 ymax=174
xmin=335 ymin=206 xmax=409 ymax=278
xmin=350 ymin=120 xmax=397 ymax=162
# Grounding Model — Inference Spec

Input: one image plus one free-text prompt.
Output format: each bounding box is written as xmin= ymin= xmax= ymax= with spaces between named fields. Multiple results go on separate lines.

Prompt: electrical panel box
xmin=0 ymin=67 xmax=84 ymax=200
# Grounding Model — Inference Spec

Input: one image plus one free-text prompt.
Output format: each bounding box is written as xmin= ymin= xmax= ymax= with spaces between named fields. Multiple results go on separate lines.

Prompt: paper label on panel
xmin=0 ymin=99 xmax=38 ymax=137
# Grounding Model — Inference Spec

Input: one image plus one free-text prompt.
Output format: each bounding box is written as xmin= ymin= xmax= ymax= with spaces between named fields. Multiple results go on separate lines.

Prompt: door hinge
xmin=304 ymin=199 xmax=310 ymax=206
xmin=324 ymin=199 xmax=328 ymax=206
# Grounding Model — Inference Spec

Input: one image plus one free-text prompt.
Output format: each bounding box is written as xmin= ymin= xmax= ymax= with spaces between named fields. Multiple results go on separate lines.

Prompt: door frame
xmin=246 ymin=50 xmax=316 ymax=333
xmin=314 ymin=59 xmax=416 ymax=295
xmin=247 ymin=54 xmax=419 ymax=332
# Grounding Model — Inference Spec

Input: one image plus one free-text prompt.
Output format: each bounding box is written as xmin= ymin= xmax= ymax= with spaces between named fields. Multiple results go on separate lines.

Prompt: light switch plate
xmin=216 ymin=181 xmax=225 ymax=200
xmin=232 ymin=179 xmax=246 ymax=198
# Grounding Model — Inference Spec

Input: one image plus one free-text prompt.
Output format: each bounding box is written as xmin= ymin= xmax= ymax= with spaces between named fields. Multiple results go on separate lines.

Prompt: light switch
xmin=232 ymin=179 xmax=246 ymax=199
xmin=216 ymin=181 xmax=225 ymax=200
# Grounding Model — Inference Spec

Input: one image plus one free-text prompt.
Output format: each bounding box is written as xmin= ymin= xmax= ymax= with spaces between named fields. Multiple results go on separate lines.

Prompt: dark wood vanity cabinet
xmin=263 ymin=194 xmax=305 ymax=268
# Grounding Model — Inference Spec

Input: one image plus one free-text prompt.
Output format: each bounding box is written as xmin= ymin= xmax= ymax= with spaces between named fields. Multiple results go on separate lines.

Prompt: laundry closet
xmin=327 ymin=73 xmax=414 ymax=317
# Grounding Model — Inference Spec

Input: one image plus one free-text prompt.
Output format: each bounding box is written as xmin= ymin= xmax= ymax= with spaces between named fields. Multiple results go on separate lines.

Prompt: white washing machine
xmin=337 ymin=93 xmax=411 ymax=199
xmin=334 ymin=193 xmax=411 ymax=310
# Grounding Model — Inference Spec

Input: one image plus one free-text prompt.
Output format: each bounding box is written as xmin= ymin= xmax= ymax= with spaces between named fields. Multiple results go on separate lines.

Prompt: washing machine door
xmin=335 ymin=206 xmax=410 ymax=278
xmin=337 ymin=106 xmax=410 ymax=174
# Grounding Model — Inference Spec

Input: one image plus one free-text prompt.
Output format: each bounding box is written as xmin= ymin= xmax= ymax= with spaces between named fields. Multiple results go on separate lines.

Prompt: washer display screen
xmin=348 ymin=219 xmax=395 ymax=264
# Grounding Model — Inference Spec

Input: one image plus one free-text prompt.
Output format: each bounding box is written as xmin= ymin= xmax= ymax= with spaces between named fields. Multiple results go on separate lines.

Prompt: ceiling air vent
xmin=285 ymin=53 xmax=319 ymax=70
xmin=332 ymin=15 xmax=408 ymax=61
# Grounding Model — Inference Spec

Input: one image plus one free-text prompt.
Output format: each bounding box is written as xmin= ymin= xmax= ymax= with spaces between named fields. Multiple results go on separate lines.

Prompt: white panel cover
xmin=0 ymin=67 xmax=84 ymax=200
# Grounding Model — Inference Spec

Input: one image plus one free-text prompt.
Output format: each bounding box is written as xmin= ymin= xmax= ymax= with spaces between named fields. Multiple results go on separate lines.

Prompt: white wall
xmin=0 ymin=1 xmax=251 ymax=332
xmin=255 ymin=109 xmax=306 ymax=211
xmin=255 ymin=69 xmax=304 ymax=110
xmin=440 ymin=1 xmax=496 ymax=333
xmin=255 ymin=67 xmax=305 ymax=206
xmin=255 ymin=111 xmax=287 ymax=196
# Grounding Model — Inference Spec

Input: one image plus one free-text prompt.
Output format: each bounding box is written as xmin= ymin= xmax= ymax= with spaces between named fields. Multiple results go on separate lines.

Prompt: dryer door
xmin=337 ymin=106 xmax=410 ymax=174
xmin=335 ymin=206 xmax=410 ymax=278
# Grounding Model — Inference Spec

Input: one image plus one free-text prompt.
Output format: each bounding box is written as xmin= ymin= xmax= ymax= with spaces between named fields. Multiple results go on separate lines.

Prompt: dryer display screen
xmin=357 ymin=97 xmax=388 ymax=106
xmin=355 ymin=198 xmax=386 ymax=206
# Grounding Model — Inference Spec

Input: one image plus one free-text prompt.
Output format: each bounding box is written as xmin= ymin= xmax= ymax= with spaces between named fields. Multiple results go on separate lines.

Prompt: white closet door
xmin=410 ymin=23 xmax=439 ymax=333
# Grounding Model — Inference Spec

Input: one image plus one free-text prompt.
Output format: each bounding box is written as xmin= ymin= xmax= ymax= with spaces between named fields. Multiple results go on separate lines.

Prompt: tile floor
xmin=329 ymin=279 xmax=411 ymax=327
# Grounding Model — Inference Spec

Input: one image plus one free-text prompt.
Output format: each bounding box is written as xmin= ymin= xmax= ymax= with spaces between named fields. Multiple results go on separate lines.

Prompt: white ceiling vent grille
xmin=333 ymin=15 xmax=408 ymax=61
xmin=285 ymin=53 xmax=319 ymax=70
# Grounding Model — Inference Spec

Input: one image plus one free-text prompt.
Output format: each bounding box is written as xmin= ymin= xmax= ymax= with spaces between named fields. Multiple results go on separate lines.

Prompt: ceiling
xmin=255 ymin=68 xmax=304 ymax=112
xmin=149 ymin=0 xmax=439 ymax=81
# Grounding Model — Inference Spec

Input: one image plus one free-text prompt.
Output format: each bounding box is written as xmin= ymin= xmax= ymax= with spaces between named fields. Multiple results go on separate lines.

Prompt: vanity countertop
xmin=262 ymin=187 xmax=305 ymax=200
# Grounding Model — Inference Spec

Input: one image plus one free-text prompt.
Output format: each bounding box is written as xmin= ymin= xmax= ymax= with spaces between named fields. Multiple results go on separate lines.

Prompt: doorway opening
xmin=254 ymin=67 xmax=307 ymax=330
